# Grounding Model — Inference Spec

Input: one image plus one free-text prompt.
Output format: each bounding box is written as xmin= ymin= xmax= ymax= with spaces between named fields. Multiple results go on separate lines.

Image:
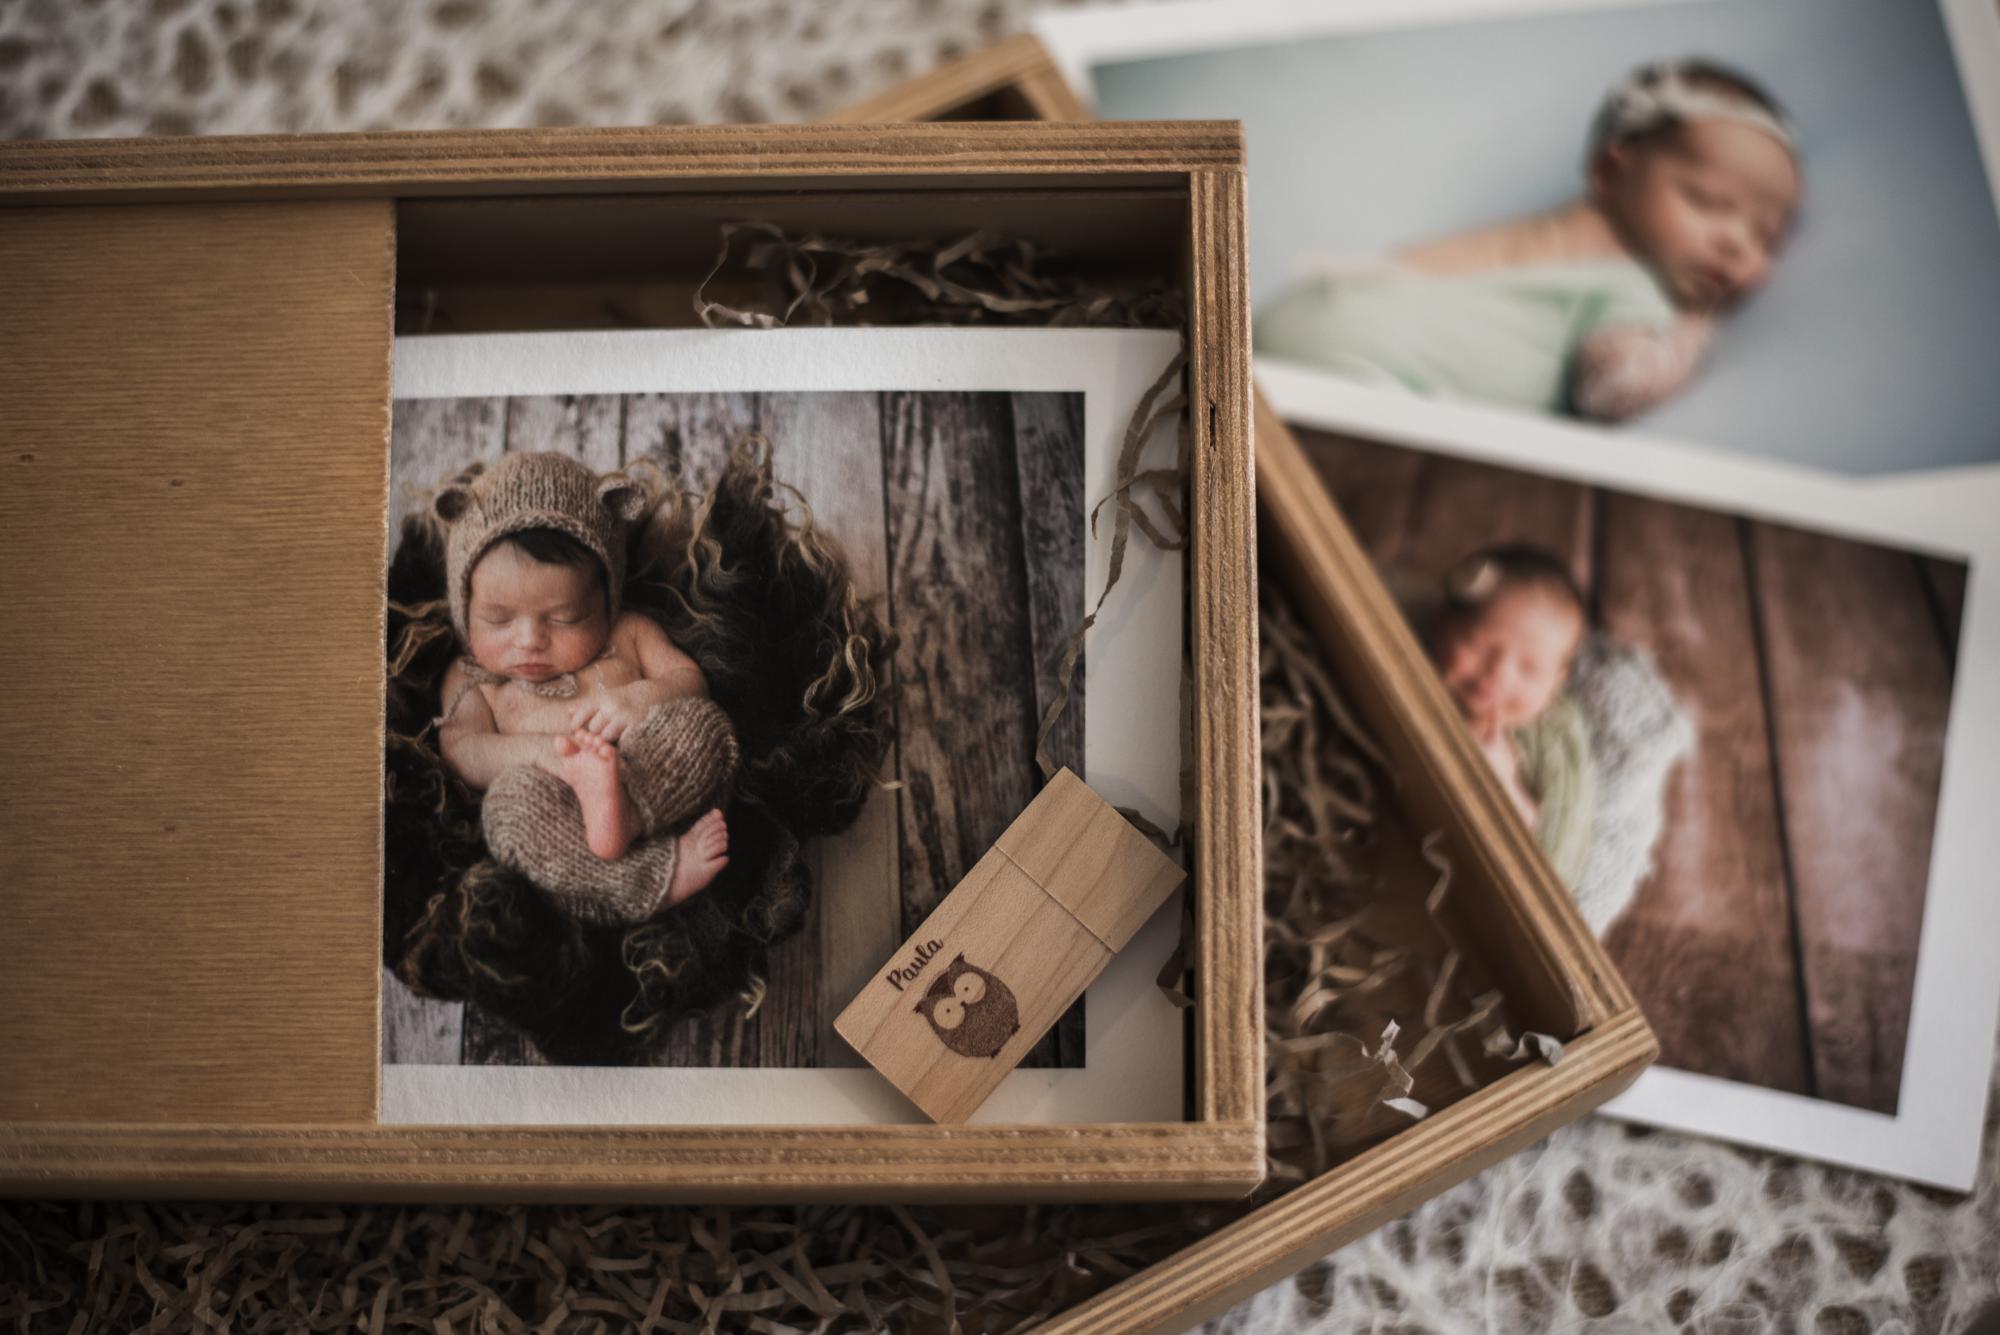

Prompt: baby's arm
xmin=438 ymin=661 xmax=562 ymax=791
xmin=570 ymin=614 xmax=710 ymax=740
xmin=1571 ymin=313 xmax=1714 ymax=423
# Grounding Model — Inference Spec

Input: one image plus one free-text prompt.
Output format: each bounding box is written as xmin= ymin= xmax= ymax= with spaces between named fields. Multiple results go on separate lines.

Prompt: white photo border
xmin=1258 ymin=360 xmax=2000 ymax=1191
xmin=381 ymin=327 xmax=1188 ymax=1127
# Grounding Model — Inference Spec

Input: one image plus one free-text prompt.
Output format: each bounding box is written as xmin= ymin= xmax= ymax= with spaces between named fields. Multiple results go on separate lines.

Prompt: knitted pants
xmin=481 ymin=697 xmax=739 ymax=926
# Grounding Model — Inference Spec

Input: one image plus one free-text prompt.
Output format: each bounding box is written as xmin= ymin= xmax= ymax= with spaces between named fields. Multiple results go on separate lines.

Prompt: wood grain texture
xmin=387 ymin=397 xmax=504 ymax=549
xmin=0 ymin=201 xmax=393 ymax=1124
xmin=761 ymin=392 xmax=904 ymax=1070
xmin=458 ymin=1005 xmax=546 ymax=1068
xmin=0 ymin=1121 xmax=1265 ymax=1202
xmin=836 ymin=849 xmax=1107 ymax=1123
xmin=1187 ymin=168 xmax=1267 ymax=1127
xmin=1749 ymin=524 xmax=1952 ymax=1113
xmin=1011 ymin=390 xmax=1090 ymax=1061
xmin=0 ymin=122 xmax=1243 ymax=204
xmin=1389 ymin=450 xmax=1594 ymax=591
xmin=1286 ymin=430 xmax=1424 ymax=557
xmin=378 ymin=971 xmax=461 ymax=1067
xmin=620 ymin=392 xmax=758 ymax=492
xmin=1013 ymin=393 xmax=1090 ymax=796
xmin=996 ymin=769 xmax=1186 ymax=953
xmin=505 ymin=394 xmax=623 ymax=472
xmin=881 ymin=391 xmax=1066 ymax=1068
xmin=1595 ymin=498 xmax=1810 ymax=1094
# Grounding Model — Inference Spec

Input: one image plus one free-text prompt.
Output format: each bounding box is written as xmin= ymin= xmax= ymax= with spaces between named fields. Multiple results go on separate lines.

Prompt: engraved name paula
xmin=884 ymin=939 xmax=946 ymax=992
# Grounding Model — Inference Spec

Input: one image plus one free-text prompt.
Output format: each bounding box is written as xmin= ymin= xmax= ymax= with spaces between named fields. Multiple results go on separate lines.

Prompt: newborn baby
xmin=1428 ymin=546 xmax=1596 ymax=885
xmin=432 ymin=452 xmax=737 ymax=925
xmin=1258 ymin=58 xmax=1803 ymax=421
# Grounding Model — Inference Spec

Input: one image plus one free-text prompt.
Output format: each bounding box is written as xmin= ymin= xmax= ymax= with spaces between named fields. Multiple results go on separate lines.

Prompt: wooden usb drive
xmin=834 ymin=768 xmax=1185 ymax=1123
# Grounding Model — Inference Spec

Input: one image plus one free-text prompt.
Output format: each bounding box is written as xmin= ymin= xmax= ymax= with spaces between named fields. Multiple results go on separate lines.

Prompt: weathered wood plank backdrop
xmin=382 ymin=390 xmax=1087 ymax=1071
xmin=1297 ymin=425 xmax=1962 ymax=1115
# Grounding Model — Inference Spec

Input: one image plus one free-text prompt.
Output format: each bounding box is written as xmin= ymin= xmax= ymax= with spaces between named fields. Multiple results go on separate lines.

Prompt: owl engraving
xmin=914 ymin=954 xmax=1020 ymax=1058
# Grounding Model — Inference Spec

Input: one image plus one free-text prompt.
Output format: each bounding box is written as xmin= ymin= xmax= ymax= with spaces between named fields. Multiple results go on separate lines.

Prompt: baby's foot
xmin=557 ymin=729 xmax=643 ymax=861
xmin=666 ymin=808 xmax=730 ymax=905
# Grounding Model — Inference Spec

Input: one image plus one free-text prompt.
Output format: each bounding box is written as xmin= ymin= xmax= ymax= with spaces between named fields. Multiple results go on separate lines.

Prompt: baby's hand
xmin=570 ymin=695 xmax=648 ymax=742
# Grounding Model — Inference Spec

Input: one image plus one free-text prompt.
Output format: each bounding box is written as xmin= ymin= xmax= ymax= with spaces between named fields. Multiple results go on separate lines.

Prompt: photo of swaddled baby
xmin=1298 ymin=422 xmax=1966 ymax=1116
xmin=380 ymin=390 xmax=1090 ymax=1073
xmin=1256 ymin=57 xmax=1799 ymax=426
xmin=1081 ymin=0 xmax=2000 ymax=475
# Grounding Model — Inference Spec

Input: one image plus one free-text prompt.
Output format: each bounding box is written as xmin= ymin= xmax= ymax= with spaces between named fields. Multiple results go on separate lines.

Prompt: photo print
xmin=1046 ymin=0 xmax=2000 ymax=476
xmin=379 ymin=328 xmax=1188 ymax=1127
xmin=1264 ymin=363 xmax=2000 ymax=1189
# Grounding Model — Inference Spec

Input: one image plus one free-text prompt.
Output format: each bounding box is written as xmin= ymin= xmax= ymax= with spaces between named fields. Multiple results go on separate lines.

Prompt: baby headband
xmin=1444 ymin=553 xmax=1502 ymax=605
xmin=1590 ymin=59 xmax=1797 ymax=159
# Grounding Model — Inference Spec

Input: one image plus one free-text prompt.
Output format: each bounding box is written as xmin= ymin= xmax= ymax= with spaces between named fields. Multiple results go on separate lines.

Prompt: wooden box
xmin=837 ymin=35 xmax=1661 ymax=1332
xmin=0 ymin=121 xmax=1264 ymax=1201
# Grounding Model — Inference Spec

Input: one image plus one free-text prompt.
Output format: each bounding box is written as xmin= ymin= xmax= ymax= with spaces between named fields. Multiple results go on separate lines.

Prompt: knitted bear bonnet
xmin=434 ymin=452 xmax=648 ymax=642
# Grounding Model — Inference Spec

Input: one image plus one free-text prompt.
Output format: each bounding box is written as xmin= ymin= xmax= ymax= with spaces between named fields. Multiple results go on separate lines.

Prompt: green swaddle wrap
xmin=1255 ymin=259 xmax=1677 ymax=413
xmin=1516 ymin=692 xmax=1599 ymax=887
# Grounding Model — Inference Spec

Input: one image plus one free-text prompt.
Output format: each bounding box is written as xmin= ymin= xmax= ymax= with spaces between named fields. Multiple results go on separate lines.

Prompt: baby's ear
xmin=433 ymin=483 xmax=478 ymax=525
xmin=597 ymin=476 xmax=648 ymax=523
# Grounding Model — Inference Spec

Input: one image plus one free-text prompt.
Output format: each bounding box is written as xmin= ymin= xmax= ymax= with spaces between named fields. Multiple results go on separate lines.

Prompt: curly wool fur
xmin=382 ymin=436 xmax=893 ymax=1063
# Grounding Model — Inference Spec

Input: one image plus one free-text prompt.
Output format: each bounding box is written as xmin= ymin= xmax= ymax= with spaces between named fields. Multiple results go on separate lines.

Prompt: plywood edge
xmin=1187 ymin=168 xmax=1265 ymax=1130
xmin=0 ymin=121 xmax=1244 ymax=205
xmin=1254 ymin=393 xmax=1636 ymax=1029
xmin=0 ymin=1120 xmax=1264 ymax=1204
xmin=1045 ymin=1007 xmax=1657 ymax=1335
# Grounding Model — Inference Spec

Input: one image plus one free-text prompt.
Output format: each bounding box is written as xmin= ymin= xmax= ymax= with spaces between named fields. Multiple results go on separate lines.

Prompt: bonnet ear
xmin=597 ymin=476 xmax=648 ymax=523
xmin=433 ymin=483 xmax=478 ymax=525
